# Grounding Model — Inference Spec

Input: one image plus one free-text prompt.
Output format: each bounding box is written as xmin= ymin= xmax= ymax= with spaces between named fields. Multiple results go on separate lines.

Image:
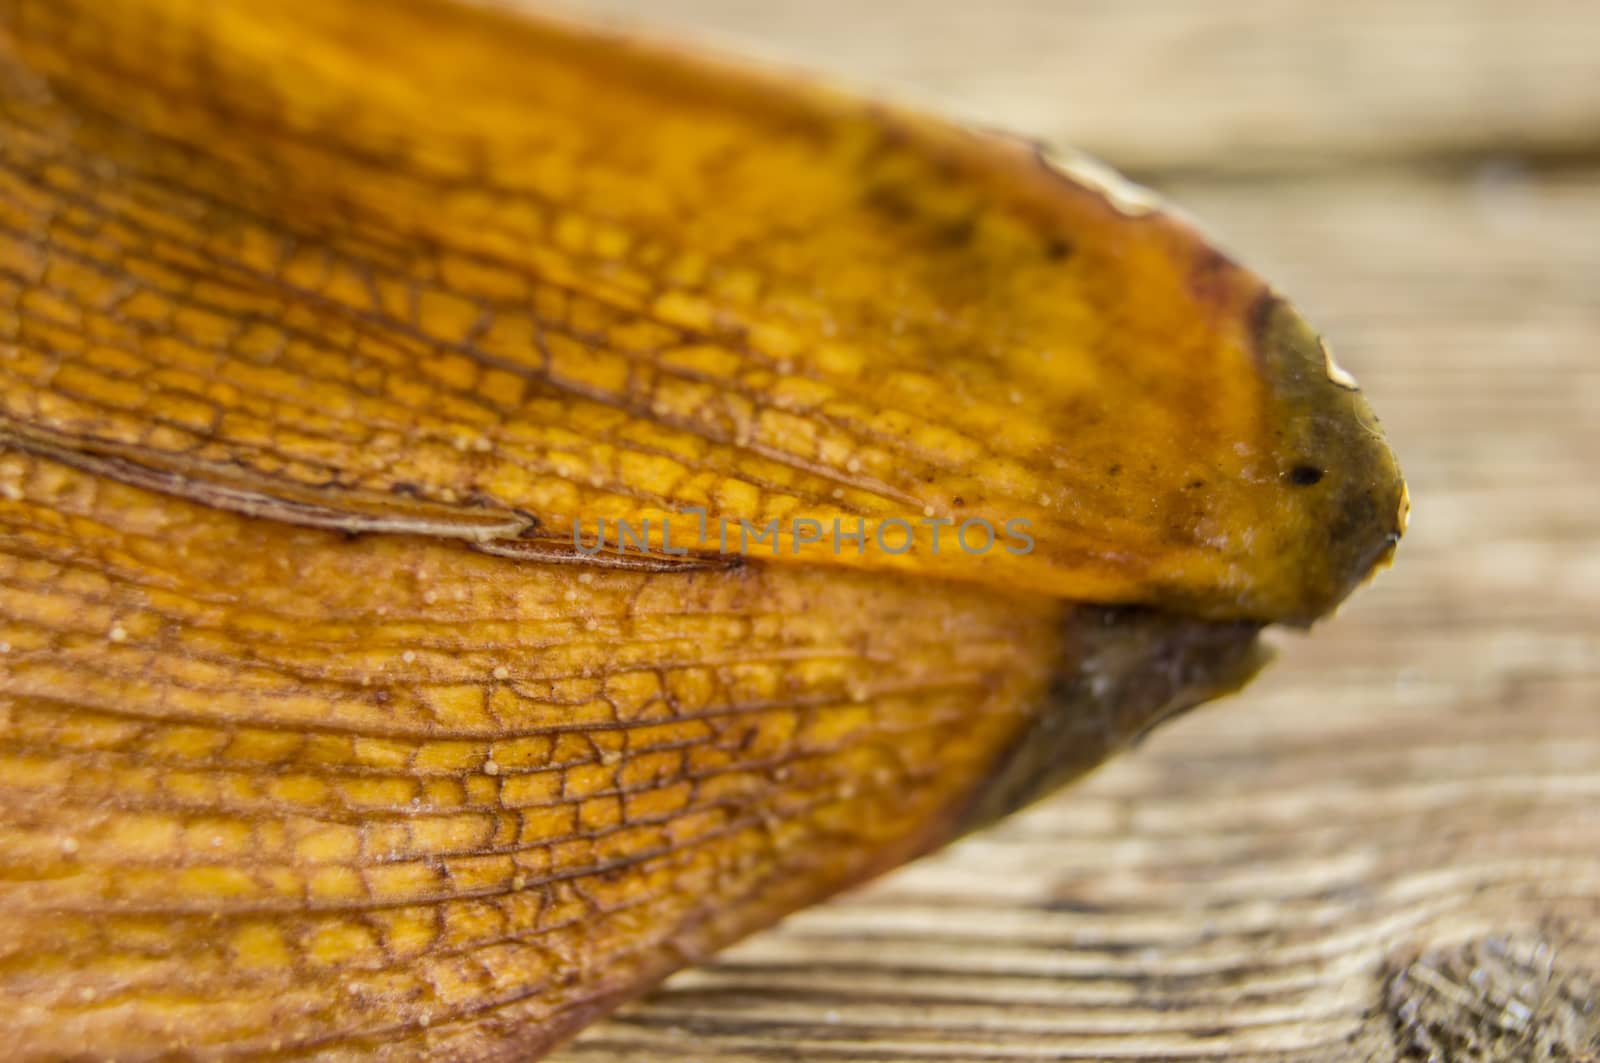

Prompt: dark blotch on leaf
xmin=1288 ymin=464 xmax=1325 ymax=487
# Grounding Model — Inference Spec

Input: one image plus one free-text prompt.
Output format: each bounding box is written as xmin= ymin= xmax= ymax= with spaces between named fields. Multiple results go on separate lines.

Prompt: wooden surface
xmin=515 ymin=3 xmax=1600 ymax=1061
xmin=537 ymin=0 xmax=1600 ymax=175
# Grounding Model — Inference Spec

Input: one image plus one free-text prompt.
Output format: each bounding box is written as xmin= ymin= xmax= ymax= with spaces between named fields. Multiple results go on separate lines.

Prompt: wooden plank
xmin=549 ymin=170 xmax=1600 ymax=1060
xmin=534 ymin=0 xmax=1600 ymax=173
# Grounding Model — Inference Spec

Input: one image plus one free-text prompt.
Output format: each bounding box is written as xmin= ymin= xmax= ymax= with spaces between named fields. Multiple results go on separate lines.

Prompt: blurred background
xmin=522 ymin=2 xmax=1600 ymax=1060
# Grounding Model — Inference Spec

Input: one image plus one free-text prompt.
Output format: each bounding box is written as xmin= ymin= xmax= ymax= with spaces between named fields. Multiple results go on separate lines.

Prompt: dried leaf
xmin=0 ymin=0 xmax=1403 ymax=1057
xmin=0 ymin=448 xmax=1267 ymax=1057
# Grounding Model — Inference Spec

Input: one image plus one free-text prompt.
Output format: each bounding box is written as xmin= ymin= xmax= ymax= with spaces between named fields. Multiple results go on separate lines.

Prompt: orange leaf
xmin=0 ymin=0 xmax=1402 ymax=1057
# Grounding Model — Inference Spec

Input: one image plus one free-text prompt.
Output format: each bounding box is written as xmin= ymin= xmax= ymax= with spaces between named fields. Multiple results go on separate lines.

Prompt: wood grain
xmin=527 ymin=4 xmax=1600 ymax=1060
xmin=540 ymin=0 xmax=1600 ymax=174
